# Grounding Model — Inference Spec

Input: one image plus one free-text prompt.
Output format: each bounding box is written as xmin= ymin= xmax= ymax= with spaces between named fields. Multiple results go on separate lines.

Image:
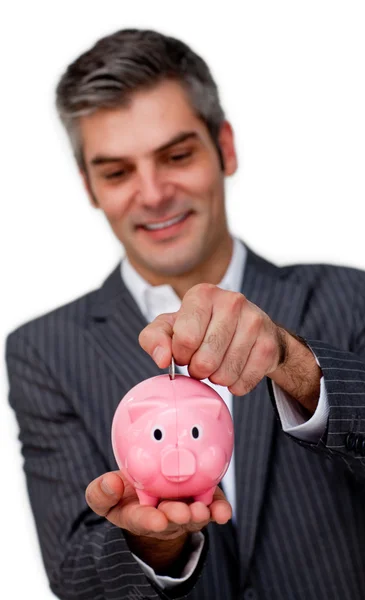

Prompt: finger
xmin=189 ymin=501 xmax=211 ymax=524
xmin=156 ymin=501 xmax=211 ymax=537
xmin=209 ymin=301 xmax=261 ymax=387
xmin=157 ymin=500 xmax=192 ymax=525
xmin=138 ymin=313 xmax=176 ymax=368
xmin=188 ymin=292 xmax=251 ymax=381
xmin=228 ymin=331 xmax=277 ymax=396
xmin=172 ymin=284 xmax=214 ymax=367
xmin=85 ymin=471 xmax=125 ymax=517
xmin=117 ymin=502 xmax=168 ymax=535
xmin=210 ymin=499 xmax=232 ymax=524
xmin=157 ymin=501 xmax=210 ymax=530
xmin=187 ymin=293 xmax=242 ymax=380
xmin=210 ymin=487 xmax=232 ymax=524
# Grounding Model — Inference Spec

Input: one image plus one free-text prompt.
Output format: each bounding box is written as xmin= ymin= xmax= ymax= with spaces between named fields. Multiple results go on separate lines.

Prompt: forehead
xmin=79 ymin=80 xmax=208 ymax=162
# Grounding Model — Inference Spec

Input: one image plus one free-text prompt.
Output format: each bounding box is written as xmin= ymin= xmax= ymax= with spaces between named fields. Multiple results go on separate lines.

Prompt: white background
xmin=1 ymin=1 xmax=364 ymax=598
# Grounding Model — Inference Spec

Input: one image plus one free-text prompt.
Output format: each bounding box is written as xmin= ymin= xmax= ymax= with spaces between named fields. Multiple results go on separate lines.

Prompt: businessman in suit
xmin=6 ymin=28 xmax=365 ymax=600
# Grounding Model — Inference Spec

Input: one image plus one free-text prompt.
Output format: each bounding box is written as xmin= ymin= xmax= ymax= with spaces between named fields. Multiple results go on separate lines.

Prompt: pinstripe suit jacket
xmin=6 ymin=244 xmax=365 ymax=600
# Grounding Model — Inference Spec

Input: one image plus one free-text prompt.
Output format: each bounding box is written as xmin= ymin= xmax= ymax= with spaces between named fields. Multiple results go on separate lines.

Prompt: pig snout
xmin=161 ymin=448 xmax=196 ymax=482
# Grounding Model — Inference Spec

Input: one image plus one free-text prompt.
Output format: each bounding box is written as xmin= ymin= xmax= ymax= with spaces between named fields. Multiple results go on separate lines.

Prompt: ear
xmin=127 ymin=398 xmax=168 ymax=423
xmin=79 ymin=169 xmax=99 ymax=207
xmin=218 ymin=121 xmax=238 ymax=176
xmin=184 ymin=396 xmax=223 ymax=420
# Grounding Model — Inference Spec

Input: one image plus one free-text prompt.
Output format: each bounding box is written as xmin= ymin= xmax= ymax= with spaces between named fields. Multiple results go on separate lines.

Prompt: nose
xmin=161 ymin=448 xmax=196 ymax=482
xmin=136 ymin=165 xmax=174 ymax=209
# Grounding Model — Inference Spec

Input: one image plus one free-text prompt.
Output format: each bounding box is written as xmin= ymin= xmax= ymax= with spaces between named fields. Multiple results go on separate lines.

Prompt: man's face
xmin=79 ymin=80 xmax=237 ymax=279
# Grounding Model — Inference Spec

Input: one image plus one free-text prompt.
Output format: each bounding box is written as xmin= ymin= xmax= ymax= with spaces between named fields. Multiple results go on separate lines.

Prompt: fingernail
xmin=101 ymin=478 xmax=115 ymax=495
xmin=152 ymin=346 xmax=165 ymax=366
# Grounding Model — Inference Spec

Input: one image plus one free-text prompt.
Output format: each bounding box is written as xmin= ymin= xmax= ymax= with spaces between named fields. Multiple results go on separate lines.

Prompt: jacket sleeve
xmin=5 ymin=330 xmax=208 ymax=600
xmin=267 ymin=276 xmax=365 ymax=479
xmin=301 ymin=337 xmax=365 ymax=473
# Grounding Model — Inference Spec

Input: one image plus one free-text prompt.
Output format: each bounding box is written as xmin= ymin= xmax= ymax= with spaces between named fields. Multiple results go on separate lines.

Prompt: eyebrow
xmin=89 ymin=131 xmax=199 ymax=166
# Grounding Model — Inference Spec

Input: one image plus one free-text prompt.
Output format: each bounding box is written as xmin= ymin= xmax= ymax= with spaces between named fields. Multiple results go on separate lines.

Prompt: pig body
xmin=111 ymin=374 xmax=234 ymax=506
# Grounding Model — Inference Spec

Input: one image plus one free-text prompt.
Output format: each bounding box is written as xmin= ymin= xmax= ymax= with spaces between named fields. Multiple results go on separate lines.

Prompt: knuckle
xmin=230 ymin=371 xmax=261 ymax=396
xmin=245 ymin=371 xmax=261 ymax=391
xmin=139 ymin=325 xmax=157 ymax=346
xmin=212 ymin=354 xmax=244 ymax=385
xmin=155 ymin=311 xmax=173 ymax=323
xmin=191 ymin=353 xmax=218 ymax=374
xmin=260 ymin=337 xmax=277 ymax=361
xmin=175 ymin=331 xmax=199 ymax=351
xmin=227 ymin=353 xmax=245 ymax=378
xmin=246 ymin=313 xmax=263 ymax=337
xmin=254 ymin=309 xmax=265 ymax=326
xmin=209 ymin=370 xmax=226 ymax=386
xmin=230 ymin=292 xmax=246 ymax=311
xmin=188 ymin=282 xmax=216 ymax=297
xmin=138 ymin=328 xmax=148 ymax=348
xmin=205 ymin=331 xmax=225 ymax=354
xmin=189 ymin=303 xmax=208 ymax=324
xmin=85 ymin=485 xmax=96 ymax=508
xmin=85 ymin=481 xmax=111 ymax=517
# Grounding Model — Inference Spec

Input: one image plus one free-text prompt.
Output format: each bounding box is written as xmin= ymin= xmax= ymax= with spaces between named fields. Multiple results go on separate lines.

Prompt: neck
xmin=128 ymin=235 xmax=234 ymax=300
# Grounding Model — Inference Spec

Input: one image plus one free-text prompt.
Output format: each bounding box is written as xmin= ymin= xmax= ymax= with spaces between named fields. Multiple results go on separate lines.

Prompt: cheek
xmin=94 ymin=183 xmax=133 ymax=223
xmin=182 ymin=161 xmax=219 ymax=197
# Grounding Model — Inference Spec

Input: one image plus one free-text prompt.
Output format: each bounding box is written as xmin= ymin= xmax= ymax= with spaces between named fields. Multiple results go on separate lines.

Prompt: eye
xmin=104 ymin=170 xmax=126 ymax=180
xmin=151 ymin=426 xmax=165 ymax=442
xmin=169 ymin=151 xmax=193 ymax=162
xmin=191 ymin=425 xmax=202 ymax=440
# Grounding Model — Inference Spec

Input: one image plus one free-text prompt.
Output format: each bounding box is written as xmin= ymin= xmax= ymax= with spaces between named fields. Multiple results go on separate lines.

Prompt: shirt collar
xmin=121 ymin=237 xmax=247 ymax=323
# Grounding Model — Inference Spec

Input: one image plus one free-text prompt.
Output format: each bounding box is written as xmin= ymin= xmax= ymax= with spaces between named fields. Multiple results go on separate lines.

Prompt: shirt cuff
xmin=131 ymin=531 xmax=205 ymax=590
xmin=272 ymin=373 xmax=329 ymax=443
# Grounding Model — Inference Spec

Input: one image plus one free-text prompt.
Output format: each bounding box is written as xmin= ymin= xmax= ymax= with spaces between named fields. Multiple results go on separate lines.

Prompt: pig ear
xmin=185 ymin=396 xmax=223 ymax=419
xmin=127 ymin=398 xmax=168 ymax=423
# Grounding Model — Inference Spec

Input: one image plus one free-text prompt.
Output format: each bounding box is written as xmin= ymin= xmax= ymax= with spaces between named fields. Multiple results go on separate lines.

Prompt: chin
xmin=140 ymin=248 xmax=204 ymax=278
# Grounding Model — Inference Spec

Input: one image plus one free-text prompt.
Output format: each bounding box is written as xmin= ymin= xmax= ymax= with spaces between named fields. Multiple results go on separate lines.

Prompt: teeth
xmin=144 ymin=213 xmax=188 ymax=231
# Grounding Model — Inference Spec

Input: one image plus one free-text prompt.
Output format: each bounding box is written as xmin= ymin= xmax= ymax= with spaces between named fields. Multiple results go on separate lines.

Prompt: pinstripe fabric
xmin=5 ymin=243 xmax=365 ymax=599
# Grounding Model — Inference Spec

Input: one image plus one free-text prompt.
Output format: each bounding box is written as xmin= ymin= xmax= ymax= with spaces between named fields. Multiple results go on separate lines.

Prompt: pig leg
xmin=194 ymin=486 xmax=215 ymax=506
xmin=136 ymin=489 xmax=159 ymax=507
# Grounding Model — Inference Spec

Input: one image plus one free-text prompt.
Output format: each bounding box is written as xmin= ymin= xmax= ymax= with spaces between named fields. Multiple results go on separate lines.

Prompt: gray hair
xmin=55 ymin=29 xmax=226 ymax=171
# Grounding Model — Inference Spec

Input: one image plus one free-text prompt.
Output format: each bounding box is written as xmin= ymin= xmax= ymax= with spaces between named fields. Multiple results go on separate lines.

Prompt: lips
xmin=138 ymin=211 xmax=192 ymax=231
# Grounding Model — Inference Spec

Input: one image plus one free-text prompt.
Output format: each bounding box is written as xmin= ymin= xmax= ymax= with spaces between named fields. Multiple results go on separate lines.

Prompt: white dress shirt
xmin=120 ymin=237 xmax=329 ymax=589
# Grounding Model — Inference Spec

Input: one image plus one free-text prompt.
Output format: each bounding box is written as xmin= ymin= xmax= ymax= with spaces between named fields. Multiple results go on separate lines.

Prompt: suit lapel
xmin=85 ymin=265 xmax=169 ymax=444
xmin=233 ymin=246 xmax=309 ymax=579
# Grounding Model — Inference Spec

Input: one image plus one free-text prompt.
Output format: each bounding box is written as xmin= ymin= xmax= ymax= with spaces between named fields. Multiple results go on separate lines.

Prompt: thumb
xmin=85 ymin=471 xmax=125 ymax=517
xmin=138 ymin=312 xmax=177 ymax=369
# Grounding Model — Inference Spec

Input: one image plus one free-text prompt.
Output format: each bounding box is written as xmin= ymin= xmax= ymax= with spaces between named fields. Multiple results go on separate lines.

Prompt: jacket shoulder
xmin=247 ymin=244 xmax=365 ymax=292
xmin=281 ymin=260 xmax=365 ymax=286
xmin=6 ymin=284 xmax=100 ymax=351
xmin=6 ymin=261 xmax=124 ymax=350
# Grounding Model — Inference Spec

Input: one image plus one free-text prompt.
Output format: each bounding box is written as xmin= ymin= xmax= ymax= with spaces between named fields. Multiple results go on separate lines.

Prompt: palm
xmin=105 ymin=473 xmax=231 ymax=540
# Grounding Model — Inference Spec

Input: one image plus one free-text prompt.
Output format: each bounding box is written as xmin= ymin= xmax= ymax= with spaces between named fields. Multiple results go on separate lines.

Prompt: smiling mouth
xmin=138 ymin=211 xmax=192 ymax=231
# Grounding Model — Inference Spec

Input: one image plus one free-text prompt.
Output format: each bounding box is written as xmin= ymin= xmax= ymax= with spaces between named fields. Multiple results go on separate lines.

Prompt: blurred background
xmin=1 ymin=1 xmax=364 ymax=597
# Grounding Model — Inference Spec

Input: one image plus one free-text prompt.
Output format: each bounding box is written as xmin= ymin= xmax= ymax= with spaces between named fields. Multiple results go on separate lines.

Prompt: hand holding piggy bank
xmin=111 ymin=373 xmax=234 ymax=507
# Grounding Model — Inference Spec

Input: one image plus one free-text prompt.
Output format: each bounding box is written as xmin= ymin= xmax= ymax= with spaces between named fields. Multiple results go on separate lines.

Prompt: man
xmin=5 ymin=28 xmax=365 ymax=600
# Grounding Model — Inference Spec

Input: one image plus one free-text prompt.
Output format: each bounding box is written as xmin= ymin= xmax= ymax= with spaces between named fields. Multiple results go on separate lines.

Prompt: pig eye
xmin=191 ymin=425 xmax=202 ymax=440
xmin=152 ymin=426 xmax=165 ymax=442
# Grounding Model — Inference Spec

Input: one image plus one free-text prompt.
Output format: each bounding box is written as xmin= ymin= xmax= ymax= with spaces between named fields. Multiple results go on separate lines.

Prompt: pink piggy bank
xmin=111 ymin=374 xmax=234 ymax=506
